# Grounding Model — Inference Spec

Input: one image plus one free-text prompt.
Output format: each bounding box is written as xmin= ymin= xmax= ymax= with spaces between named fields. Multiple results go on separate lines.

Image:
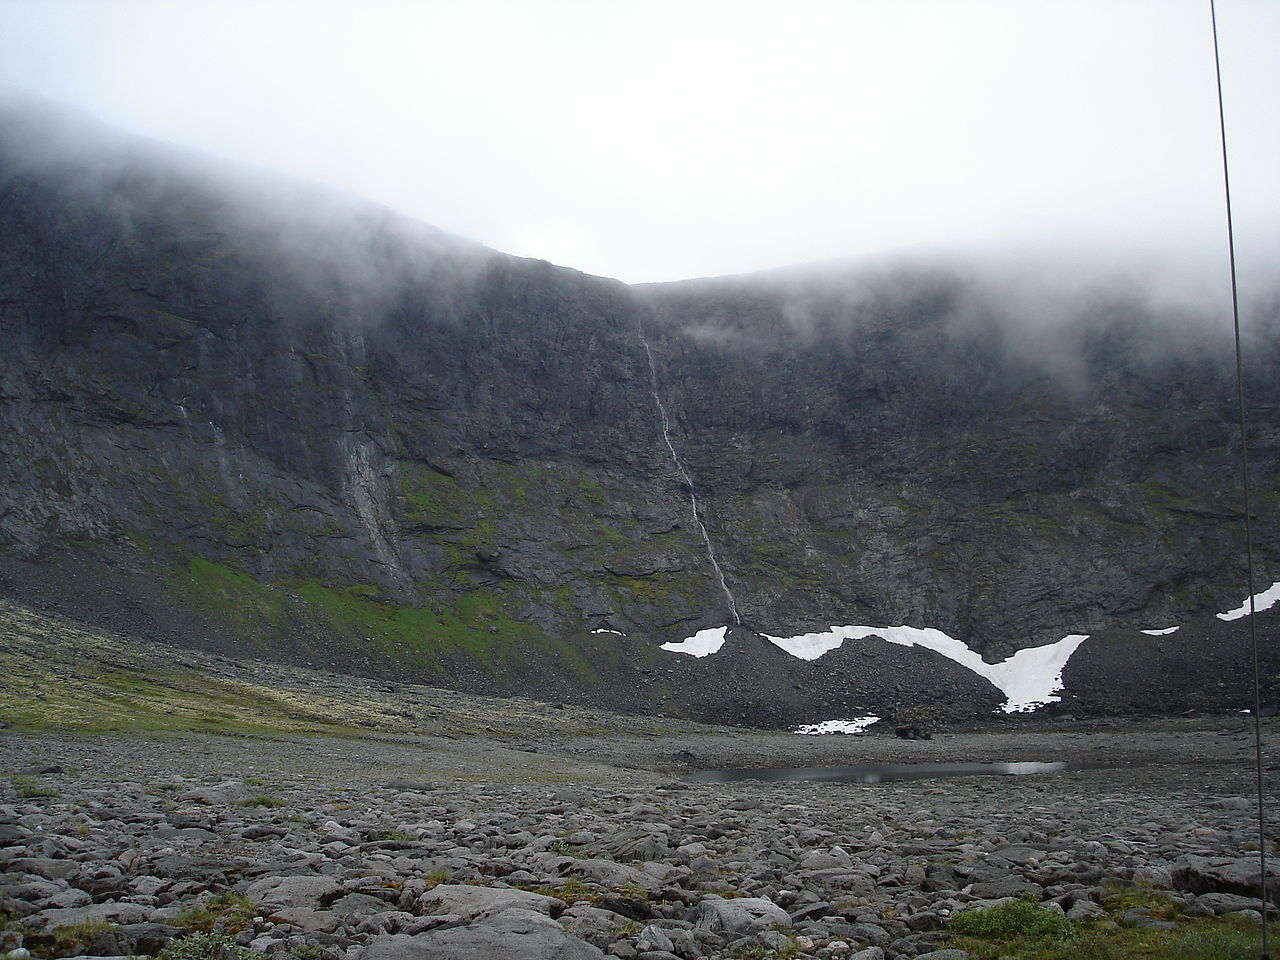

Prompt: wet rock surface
xmin=2 ymin=716 xmax=1275 ymax=959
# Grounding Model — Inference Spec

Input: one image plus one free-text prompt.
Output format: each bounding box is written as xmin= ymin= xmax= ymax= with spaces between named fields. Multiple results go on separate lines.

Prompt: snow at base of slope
xmin=765 ymin=625 xmax=1087 ymax=713
xmin=989 ymin=635 xmax=1088 ymax=712
xmin=659 ymin=586 xmax=1278 ymax=711
xmin=660 ymin=626 xmax=728 ymax=658
xmin=1217 ymin=581 xmax=1280 ymax=621
xmin=795 ymin=716 xmax=881 ymax=735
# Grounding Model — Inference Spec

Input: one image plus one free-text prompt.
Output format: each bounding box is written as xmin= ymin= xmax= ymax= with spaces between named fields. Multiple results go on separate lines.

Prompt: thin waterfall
xmin=638 ymin=325 xmax=742 ymax=625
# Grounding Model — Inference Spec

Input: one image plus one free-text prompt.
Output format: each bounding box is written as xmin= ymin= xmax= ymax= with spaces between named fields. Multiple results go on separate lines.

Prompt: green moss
xmin=123 ymin=528 xmax=157 ymax=554
xmin=595 ymin=522 xmax=627 ymax=545
xmin=605 ymin=572 xmax=697 ymax=607
xmin=173 ymin=551 xmax=596 ymax=683
xmin=577 ymin=474 xmax=607 ymax=507
xmin=181 ymin=556 xmax=292 ymax=636
xmin=1141 ymin=479 xmax=1194 ymax=510
xmin=397 ymin=465 xmax=480 ymax=528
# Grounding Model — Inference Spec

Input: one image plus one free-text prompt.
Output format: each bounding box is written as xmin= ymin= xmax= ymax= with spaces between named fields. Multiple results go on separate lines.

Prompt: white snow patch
xmin=660 ymin=626 xmax=728 ymax=658
xmin=767 ymin=626 xmax=871 ymax=660
xmin=764 ymin=625 xmax=1088 ymax=714
xmin=1140 ymin=626 xmax=1179 ymax=636
xmin=591 ymin=628 xmax=625 ymax=636
xmin=1217 ymin=581 xmax=1280 ymax=621
xmin=795 ymin=716 xmax=881 ymax=735
xmin=989 ymin=635 xmax=1089 ymax=713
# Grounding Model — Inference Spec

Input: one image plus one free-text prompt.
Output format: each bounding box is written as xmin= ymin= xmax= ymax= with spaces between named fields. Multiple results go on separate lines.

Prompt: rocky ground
xmin=3 ymin=710 xmax=1278 ymax=960
xmin=2 ymin=600 xmax=1277 ymax=959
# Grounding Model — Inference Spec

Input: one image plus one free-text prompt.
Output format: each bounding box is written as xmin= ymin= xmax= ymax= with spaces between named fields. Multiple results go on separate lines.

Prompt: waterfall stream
xmin=638 ymin=327 xmax=741 ymax=625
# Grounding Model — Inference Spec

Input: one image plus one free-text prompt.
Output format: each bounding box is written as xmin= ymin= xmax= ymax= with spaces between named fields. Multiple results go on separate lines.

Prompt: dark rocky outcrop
xmin=1 ymin=95 xmax=1277 ymax=721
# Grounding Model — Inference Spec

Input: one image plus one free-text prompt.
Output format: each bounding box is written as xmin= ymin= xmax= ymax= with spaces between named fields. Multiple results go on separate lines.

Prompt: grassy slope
xmin=0 ymin=598 xmax=673 ymax=743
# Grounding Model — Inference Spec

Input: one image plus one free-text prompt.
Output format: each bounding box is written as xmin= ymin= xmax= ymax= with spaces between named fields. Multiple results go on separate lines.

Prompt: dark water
xmin=686 ymin=761 xmax=1087 ymax=784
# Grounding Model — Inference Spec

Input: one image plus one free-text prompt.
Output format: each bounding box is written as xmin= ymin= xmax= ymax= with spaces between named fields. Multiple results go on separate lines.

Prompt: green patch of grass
xmin=51 ymin=920 xmax=118 ymax=954
xmin=949 ymin=897 xmax=1077 ymax=944
xmin=12 ymin=775 xmax=59 ymax=799
xmin=1098 ymin=880 xmax=1182 ymax=918
xmin=175 ymin=892 xmax=260 ymax=935
xmin=423 ymin=868 xmax=452 ymax=890
xmin=177 ymin=554 xmax=594 ymax=686
xmin=378 ymin=828 xmax=417 ymax=842
xmin=18 ymin=919 xmax=121 ymax=959
xmin=180 ymin=555 xmax=292 ymax=637
xmin=0 ymin=664 xmax=378 ymax=739
xmin=521 ymin=875 xmax=601 ymax=906
xmin=949 ymin=892 xmax=1263 ymax=960
xmin=728 ymin=939 xmax=807 ymax=960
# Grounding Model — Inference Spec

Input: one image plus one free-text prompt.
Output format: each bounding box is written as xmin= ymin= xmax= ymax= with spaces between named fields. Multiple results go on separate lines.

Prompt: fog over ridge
xmin=3 ymin=86 xmax=1277 ymax=394
xmin=2 ymin=0 xmax=1278 ymax=284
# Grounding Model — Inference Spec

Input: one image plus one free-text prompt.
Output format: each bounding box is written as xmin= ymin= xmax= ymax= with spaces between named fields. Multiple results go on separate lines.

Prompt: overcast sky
xmin=0 ymin=0 xmax=1276 ymax=284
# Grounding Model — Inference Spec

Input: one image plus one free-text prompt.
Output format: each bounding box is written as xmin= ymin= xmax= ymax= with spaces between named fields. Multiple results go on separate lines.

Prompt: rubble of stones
xmin=2 ymin=759 xmax=1275 ymax=960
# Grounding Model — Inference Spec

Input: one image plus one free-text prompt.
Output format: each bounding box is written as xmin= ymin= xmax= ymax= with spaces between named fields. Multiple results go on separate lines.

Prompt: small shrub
xmin=378 ymin=828 xmax=416 ymax=842
xmin=610 ymin=919 xmax=641 ymax=937
xmin=949 ymin=897 xmax=1077 ymax=943
xmin=291 ymin=944 xmax=323 ymax=960
xmin=619 ymin=881 xmax=651 ymax=901
xmin=422 ymin=868 xmax=451 ymax=890
xmin=1101 ymin=880 xmax=1181 ymax=920
xmin=50 ymin=920 xmax=118 ymax=953
xmin=156 ymin=932 xmax=249 ymax=960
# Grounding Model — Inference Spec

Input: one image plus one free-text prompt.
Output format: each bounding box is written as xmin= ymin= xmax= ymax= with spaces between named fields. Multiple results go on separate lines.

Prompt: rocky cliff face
xmin=2 ymin=99 xmax=1277 ymax=723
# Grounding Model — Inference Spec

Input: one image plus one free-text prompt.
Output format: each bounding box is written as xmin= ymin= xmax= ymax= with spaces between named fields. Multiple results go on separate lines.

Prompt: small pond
xmin=686 ymin=761 xmax=1095 ymax=784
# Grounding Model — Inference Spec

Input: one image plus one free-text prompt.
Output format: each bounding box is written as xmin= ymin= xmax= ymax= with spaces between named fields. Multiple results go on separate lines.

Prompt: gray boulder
xmin=363 ymin=909 xmax=605 ymax=960
xmin=245 ymin=875 xmax=345 ymax=910
xmin=1171 ymin=855 xmax=1279 ymax=905
xmin=966 ymin=876 xmax=1042 ymax=900
xmin=561 ymin=859 xmax=658 ymax=892
xmin=687 ymin=896 xmax=790 ymax=935
xmin=416 ymin=884 xmax=564 ymax=921
xmin=35 ymin=903 xmax=150 ymax=929
xmin=177 ymin=781 xmax=251 ymax=805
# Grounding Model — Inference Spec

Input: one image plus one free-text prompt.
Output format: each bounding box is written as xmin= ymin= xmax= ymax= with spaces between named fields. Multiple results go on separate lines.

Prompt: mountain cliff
xmin=2 ymin=98 xmax=1277 ymax=723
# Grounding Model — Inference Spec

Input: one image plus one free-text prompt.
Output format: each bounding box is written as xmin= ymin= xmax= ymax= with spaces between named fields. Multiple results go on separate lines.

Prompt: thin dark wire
xmin=1210 ymin=2 xmax=1270 ymax=956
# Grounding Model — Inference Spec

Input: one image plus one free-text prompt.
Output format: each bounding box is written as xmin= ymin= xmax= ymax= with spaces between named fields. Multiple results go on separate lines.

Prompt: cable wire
xmin=1209 ymin=2 xmax=1270 ymax=956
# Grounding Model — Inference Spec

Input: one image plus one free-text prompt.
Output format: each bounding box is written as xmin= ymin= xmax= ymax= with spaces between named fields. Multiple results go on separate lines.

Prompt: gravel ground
xmin=2 ymin=713 xmax=1277 ymax=960
xmin=2 ymin=600 xmax=1276 ymax=958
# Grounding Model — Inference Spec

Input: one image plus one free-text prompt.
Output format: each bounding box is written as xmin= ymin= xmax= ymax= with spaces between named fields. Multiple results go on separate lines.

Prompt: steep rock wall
xmin=2 ymin=100 xmax=1277 ymax=720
